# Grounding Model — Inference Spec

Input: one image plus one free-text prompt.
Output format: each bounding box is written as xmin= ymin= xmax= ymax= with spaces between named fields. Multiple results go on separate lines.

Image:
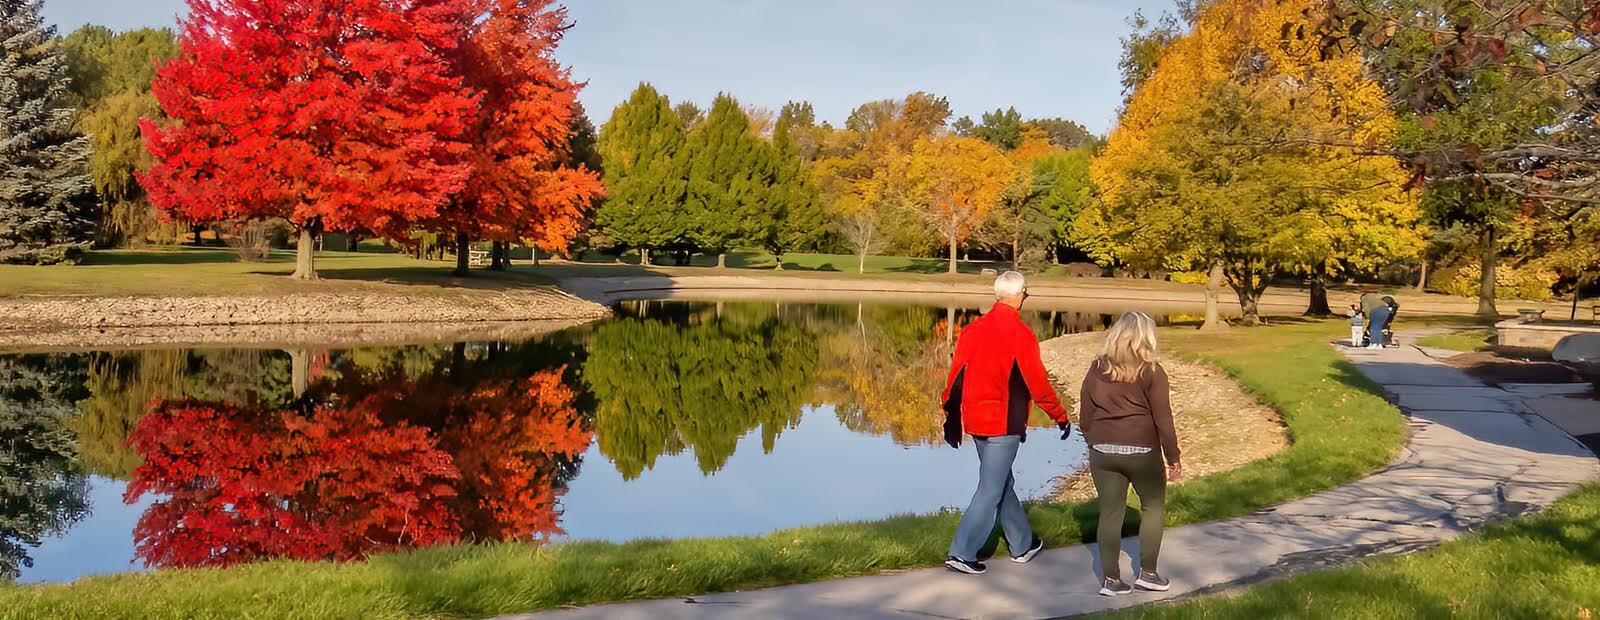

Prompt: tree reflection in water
xmin=583 ymin=302 xmax=820 ymax=480
xmin=0 ymin=356 xmax=91 ymax=581
xmin=121 ymin=340 xmax=591 ymax=570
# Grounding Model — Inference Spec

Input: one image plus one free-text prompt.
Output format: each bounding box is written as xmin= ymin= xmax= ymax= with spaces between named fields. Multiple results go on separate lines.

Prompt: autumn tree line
xmin=2 ymin=0 xmax=1597 ymax=322
xmin=592 ymin=86 xmax=1098 ymax=273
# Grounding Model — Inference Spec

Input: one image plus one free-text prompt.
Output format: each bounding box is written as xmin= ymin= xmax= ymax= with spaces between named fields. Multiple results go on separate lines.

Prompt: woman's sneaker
xmin=1134 ymin=570 xmax=1170 ymax=592
xmin=1098 ymin=577 xmax=1133 ymax=596
xmin=944 ymin=556 xmax=986 ymax=575
xmin=1010 ymin=536 xmax=1045 ymax=563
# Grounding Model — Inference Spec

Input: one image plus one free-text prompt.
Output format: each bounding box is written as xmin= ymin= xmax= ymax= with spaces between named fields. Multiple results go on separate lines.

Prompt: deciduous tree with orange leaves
xmin=432 ymin=0 xmax=604 ymax=276
xmin=906 ymin=135 xmax=1013 ymax=274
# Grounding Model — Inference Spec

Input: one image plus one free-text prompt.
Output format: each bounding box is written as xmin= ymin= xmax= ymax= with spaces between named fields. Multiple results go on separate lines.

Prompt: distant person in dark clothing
xmin=1360 ymin=293 xmax=1400 ymax=348
xmin=940 ymin=271 xmax=1073 ymax=575
xmin=1079 ymin=311 xmax=1180 ymax=596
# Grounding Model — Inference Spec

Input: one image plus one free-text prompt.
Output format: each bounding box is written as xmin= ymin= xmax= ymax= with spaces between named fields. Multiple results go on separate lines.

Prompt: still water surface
xmin=1 ymin=301 xmax=1135 ymax=583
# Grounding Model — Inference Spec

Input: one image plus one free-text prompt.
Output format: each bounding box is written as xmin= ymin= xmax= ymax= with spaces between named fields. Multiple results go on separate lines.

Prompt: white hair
xmin=994 ymin=271 xmax=1027 ymax=299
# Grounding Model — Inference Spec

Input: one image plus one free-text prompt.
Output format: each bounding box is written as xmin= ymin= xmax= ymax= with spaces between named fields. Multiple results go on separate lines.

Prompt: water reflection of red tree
xmin=123 ymin=368 xmax=590 ymax=569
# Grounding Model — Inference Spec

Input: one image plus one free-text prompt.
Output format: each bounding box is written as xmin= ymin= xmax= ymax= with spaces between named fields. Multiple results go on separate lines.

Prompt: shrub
xmin=1442 ymin=263 xmax=1556 ymax=301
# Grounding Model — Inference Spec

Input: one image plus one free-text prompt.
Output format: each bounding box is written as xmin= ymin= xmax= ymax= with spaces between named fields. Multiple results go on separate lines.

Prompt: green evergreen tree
xmin=682 ymin=94 xmax=773 ymax=267
xmin=0 ymin=0 xmax=96 ymax=264
xmin=595 ymin=83 xmax=688 ymax=264
xmin=761 ymin=106 xmax=825 ymax=269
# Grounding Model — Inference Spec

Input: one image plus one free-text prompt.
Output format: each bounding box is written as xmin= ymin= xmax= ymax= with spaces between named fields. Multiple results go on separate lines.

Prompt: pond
xmin=0 ymin=300 xmax=1143 ymax=584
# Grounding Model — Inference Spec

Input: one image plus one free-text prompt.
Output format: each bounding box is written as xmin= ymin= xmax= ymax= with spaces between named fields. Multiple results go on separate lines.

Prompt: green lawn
xmin=0 ymin=247 xmax=558 ymax=297
xmin=1415 ymin=328 xmax=1497 ymax=352
xmin=1109 ymin=484 xmax=1600 ymax=619
xmin=0 ymin=319 xmax=1406 ymax=619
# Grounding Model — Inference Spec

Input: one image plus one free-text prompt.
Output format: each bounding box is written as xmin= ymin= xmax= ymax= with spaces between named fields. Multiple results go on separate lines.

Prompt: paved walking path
xmin=516 ymin=333 xmax=1599 ymax=620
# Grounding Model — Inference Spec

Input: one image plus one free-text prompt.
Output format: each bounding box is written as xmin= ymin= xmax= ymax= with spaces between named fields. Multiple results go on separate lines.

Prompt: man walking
xmin=941 ymin=271 xmax=1073 ymax=575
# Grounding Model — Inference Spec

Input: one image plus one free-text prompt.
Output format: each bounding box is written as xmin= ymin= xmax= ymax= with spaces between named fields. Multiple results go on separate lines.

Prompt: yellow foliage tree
xmin=811 ymin=93 xmax=951 ymax=273
xmin=1081 ymin=0 xmax=1422 ymax=326
xmin=906 ymin=135 xmax=1013 ymax=273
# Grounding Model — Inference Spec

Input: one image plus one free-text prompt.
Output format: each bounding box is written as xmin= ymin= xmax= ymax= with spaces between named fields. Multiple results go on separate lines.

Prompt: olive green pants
xmin=1089 ymin=449 xmax=1167 ymax=580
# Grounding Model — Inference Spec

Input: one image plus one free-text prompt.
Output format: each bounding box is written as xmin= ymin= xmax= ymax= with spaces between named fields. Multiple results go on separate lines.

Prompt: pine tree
xmin=595 ymin=83 xmax=687 ymax=264
xmin=0 ymin=0 xmax=97 ymax=264
xmin=682 ymin=94 xmax=774 ymax=267
xmin=762 ymin=107 xmax=824 ymax=269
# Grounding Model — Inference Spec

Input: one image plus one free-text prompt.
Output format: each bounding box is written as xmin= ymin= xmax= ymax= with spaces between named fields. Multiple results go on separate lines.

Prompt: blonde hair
xmin=1097 ymin=311 xmax=1159 ymax=382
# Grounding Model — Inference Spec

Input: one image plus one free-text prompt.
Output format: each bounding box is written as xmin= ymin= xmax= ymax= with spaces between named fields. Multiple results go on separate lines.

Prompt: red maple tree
xmin=140 ymin=0 xmax=480 ymax=280
xmin=433 ymin=0 xmax=605 ymax=275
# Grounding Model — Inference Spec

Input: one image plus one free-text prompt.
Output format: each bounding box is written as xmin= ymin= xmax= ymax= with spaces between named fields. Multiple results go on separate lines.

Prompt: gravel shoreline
xmin=1041 ymin=331 xmax=1289 ymax=501
xmin=0 ymin=289 xmax=609 ymax=350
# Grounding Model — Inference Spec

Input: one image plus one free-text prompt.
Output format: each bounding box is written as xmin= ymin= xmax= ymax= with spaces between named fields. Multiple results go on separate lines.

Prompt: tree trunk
xmin=858 ymin=248 xmax=867 ymax=274
xmin=1236 ymin=285 xmax=1263 ymax=326
xmin=454 ymin=233 xmax=471 ymax=277
xmin=947 ymin=233 xmax=958 ymax=274
xmin=1201 ymin=262 xmax=1228 ymax=331
xmin=290 ymin=220 xmax=319 ymax=281
xmin=192 ymin=226 xmax=202 ymax=246
xmin=1011 ymin=232 xmax=1021 ymax=271
xmin=1416 ymin=258 xmax=1428 ymax=292
xmin=289 ymin=349 xmax=310 ymax=398
xmin=773 ymin=252 xmax=784 ymax=271
xmin=1305 ymin=266 xmax=1333 ymax=316
xmin=946 ymin=306 xmax=956 ymax=345
xmin=717 ymin=252 xmax=727 ymax=268
xmin=531 ymin=247 xmax=540 ymax=266
xmin=639 ymin=247 xmax=649 ymax=266
xmin=1477 ymin=226 xmax=1498 ymax=319
xmin=348 ymin=232 xmax=360 ymax=252
xmin=490 ymin=241 xmax=508 ymax=271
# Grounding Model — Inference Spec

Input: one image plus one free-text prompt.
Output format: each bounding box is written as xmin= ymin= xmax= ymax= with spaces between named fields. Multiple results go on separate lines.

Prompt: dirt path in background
xmin=561 ymin=273 xmax=1581 ymax=318
xmin=1040 ymin=331 xmax=1288 ymax=501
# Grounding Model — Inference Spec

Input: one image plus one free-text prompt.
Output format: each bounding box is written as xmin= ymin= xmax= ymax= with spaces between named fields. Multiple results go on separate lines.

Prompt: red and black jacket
xmin=940 ymin=303 xmax=1070 ymax=445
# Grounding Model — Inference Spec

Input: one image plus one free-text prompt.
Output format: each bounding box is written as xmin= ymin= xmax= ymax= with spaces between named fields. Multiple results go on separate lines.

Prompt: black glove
xmin=1058 ymin=421 xmax=1072 ymax=440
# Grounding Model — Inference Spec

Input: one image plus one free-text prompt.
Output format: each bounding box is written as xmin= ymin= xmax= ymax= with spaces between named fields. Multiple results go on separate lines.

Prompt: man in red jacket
xmin=940 ymin=271 xmax=1072 ymax=575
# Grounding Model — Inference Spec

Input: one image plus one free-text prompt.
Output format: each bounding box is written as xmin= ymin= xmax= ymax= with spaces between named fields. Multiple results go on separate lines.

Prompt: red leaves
xmin=140 ymin=0 xmax=601 ymax=250
xmin=123 ymin=366 xmax=592 ymax=569
xmin=125 ymin=399 xmax=461 ymax=568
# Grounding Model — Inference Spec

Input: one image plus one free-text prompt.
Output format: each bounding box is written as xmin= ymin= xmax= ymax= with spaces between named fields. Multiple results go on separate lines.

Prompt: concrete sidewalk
xmin=514 ymin=334 xmax=1599 ymax=620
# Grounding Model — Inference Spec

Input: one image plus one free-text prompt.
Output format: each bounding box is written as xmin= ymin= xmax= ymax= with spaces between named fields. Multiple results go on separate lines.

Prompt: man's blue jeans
xmin=1369 ymin=305 xmax=1392 ymax=346
xmin=949 ymin=435 xmax=1033 ymax=561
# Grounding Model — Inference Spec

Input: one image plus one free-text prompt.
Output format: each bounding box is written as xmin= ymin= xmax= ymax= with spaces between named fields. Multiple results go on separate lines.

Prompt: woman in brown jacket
xmin=1079 ymin=311 xmax=1181 ymax=596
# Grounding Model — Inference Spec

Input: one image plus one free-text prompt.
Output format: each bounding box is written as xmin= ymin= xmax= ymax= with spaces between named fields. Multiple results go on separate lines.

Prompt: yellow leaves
xmin=906 ymin=135 xmax=1011 ymax=224
xmin=1090 ymin=0 xmax=1420 ymax=273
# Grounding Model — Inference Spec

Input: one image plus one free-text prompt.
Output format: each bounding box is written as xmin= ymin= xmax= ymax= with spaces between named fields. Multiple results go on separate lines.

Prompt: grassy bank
xmin=0 ymin=319 xmax=1405 ymax=619
xmin=0 ymin=247 xmax=557 ymax=297
xmin=1415 ymin=328 xmax=1497 ymax=352
xmin=1110 ymin=484 xmax=1600 ymax=619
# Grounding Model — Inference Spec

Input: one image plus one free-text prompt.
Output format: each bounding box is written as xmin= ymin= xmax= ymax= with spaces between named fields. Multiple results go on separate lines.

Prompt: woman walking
xmin=1079 ymin=311 xmax=1181 ymax=596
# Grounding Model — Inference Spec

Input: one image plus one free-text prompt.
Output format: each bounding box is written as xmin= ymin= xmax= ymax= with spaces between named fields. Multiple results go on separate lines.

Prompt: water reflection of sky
xmin=559 ymin=403 xmax=1081 ymax=542
xmin=17 ymin=477 xmax=150 ymax=583
xmin=1 ymin=300 xmax=1127 ymax=584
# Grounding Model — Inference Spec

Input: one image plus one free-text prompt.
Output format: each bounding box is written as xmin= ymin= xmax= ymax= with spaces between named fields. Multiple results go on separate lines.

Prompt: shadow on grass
xmin=292 ymin=266 xmax=560 ymax=290
xmin=82 ymin=248 xmax=292 ymax=266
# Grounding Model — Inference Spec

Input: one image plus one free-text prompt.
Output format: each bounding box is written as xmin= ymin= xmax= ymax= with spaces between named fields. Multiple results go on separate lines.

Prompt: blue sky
xmin=42 ymin=0 xmax=1172 ymax=133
